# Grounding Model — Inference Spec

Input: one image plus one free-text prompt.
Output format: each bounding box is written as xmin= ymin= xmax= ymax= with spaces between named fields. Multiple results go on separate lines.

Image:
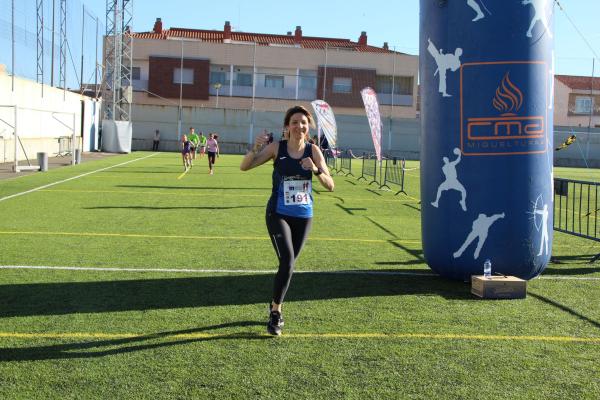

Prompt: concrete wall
xmin=0 ymin=67 xmax=101 ymax=164
xmin=131 ymin=103 xmax=420 ymax=158
xmin=554 ymin=126 xmax=600 ymax=167
xmin=131 ymin=104 xmax=600 ymax=167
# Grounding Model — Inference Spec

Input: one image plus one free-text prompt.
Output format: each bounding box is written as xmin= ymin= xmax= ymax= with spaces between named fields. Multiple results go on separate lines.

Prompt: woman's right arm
xmin=240 ymin=137 xmax=277 ymax=171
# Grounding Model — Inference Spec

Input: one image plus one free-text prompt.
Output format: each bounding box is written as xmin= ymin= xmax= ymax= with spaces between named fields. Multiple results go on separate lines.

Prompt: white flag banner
xmin=311 ymin=100 xmax=338 ymax=149
xmin=360 ymin=87 xmax=382 ymax=161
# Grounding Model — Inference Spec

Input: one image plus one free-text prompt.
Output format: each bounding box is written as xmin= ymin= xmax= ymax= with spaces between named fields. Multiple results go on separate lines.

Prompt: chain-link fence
xmin=0 ymin=0 xmax=104 ymax=94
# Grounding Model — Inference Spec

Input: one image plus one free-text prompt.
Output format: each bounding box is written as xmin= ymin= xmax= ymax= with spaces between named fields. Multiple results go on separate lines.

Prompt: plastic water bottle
xmin=483 ymin=259 xmax=492 ymax=278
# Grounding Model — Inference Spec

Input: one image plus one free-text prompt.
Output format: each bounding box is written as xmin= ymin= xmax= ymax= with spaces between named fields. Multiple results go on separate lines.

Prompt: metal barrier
xmin=338 ymin=150 xmax=354 ymax=177
xmin=57 ymin=136 xmax=72 ymax=157
xmin=357 ymin=154 xmax=379 ymax=185
xmin=325 ymin=152 xmax=337 ymax=173
xmin=380 ymin=157 xmax=406 ymax=195
xmin=554 ymin=177 xmax=600 ymax=262
xmin=327 ymin=150 xmax=408 ymax=196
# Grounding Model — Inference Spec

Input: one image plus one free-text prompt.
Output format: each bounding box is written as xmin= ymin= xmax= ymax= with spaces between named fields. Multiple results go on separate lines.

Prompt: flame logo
xmin=492 ymin=72 xmax=523 ymax=114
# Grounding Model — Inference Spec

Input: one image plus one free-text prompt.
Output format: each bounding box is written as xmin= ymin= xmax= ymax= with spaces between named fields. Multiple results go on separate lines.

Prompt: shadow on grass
xmin=551 ymin=253 xmax=600 ymax=263
xmin=528 ymin=291 xmax=600 ymax=330
xmin=542 ymin=266 xmax=600 ymax=275
xmin=365 ymin=216 xmax=397 ymax=238
xmin=0 ymin=272 xmax=470 ymax=319
xmin=117 ymin=185 xmax=271 ymax=190
xmin=335 ymin=204 xmax=367 ymax=215
xmin=362 ymin=216 xmax=426 ymax=266
xmin=0 ymin=321 xmax=268 ymax=362
xmin=546 ymin=254 xmax=600 ymax=275
xmin=403 ymin=203 xmax=421 ymax=213
xmin=104 ymin=170 xmax=188 ymax=174
xmin=84 ymin=206 xmax=264 ymax=211
xmin=365 ymin=188 xmax=382 ymax=197
xmin=385 ymin=241 xmax=426 ymax=266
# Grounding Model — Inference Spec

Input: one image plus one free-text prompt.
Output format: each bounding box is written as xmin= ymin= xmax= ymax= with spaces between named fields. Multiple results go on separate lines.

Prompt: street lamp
xmin=213 ymin=83 xmax=222 ymax=108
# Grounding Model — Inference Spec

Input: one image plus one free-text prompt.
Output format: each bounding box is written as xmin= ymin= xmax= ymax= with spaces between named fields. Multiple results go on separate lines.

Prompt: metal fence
xmin=1 ymin=0 xmax=104 ymax=95
xmin=380 ymin=157 xmax=406 ymax=195
xmin=358 ymin=154 xmax=379 ymax=186
xmin=325 ymin=151 xmax=408 ymax=195
xmin=338 ymin=152 xmax=354 ymax=177
xmin=554 ymin=177 xmax=600 ymax=261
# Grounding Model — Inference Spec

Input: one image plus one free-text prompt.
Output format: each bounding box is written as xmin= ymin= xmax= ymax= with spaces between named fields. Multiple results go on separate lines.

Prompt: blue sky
xmin=85 ymin=0 xmax=599 ymax=77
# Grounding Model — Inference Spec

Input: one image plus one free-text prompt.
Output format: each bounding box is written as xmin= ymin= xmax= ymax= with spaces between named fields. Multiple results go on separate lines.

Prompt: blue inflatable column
xmin=420 ymin=0 xmax=554 ymax=280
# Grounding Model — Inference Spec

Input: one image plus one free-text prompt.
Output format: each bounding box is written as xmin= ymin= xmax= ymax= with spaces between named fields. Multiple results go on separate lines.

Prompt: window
xmin=299 ymin=70 xmax=317 ymax=89
xmin=376 ymin=76 xmax=413 ymax=95
xmin=210 ymin=71 xmax=228 ymax=85
xmin=332 ymin=77 xmax=352 ymax=93
xmin=173 ymin=68 xmax=194 ymax=85
xmin=235 ymin=73 xmax=253 ymax=87
xmin=264 ymin=75 xmax=284 ymax=88
xmin=575 ymin=96 xmax=593 ymax=114
xmin=376 ymin=76 xmax=393 ymax=94
xmin=132 ymin=67 xmax=141 ymax=81
xmin=395 ymin=76 xmax=414 ymax=95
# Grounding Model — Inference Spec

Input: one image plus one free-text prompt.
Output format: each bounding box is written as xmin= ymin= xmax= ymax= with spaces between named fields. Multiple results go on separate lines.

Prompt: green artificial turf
xmin=0 ymin=152 xmax=598 ymax=399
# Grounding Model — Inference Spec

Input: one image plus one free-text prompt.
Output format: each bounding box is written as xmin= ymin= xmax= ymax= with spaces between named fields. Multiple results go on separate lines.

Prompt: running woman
xmin=188 ymin=127 xmax=200 ymax=164
xmin=181 ymin=134 xmax=192 ymax=171
xmin=207 ymin=133 xmax=220 ymax=175
xmin=199 ymin=132 xmax=207 ymax=158
xmin=240 ymin=105 xmax=334 ymax=336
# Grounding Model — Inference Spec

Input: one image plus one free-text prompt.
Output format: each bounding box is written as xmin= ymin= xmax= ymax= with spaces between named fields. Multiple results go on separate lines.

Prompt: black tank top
xmin=267 ymin=140 xmax=314 ymax=217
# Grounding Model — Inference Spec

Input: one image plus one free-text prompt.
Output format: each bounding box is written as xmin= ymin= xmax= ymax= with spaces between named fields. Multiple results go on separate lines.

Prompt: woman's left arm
xmin=301 ymin=146 xmax=334 ymax=191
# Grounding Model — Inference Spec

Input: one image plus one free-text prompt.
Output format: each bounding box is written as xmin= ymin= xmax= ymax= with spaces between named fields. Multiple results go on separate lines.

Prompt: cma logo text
xmin=460 ymin=62 xmax=548 ymax=156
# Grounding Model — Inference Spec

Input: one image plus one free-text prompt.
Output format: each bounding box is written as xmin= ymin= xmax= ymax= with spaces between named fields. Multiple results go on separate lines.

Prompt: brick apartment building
xmin=129 ymin=19 xmax=419 ymax=118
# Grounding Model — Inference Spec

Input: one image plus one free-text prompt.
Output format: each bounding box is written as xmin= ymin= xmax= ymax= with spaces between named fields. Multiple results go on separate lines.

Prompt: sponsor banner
xmin=311 ymin=100 xmax=338 ymax=149
xmin=460 ymin=61 xmax=548 ymax=156
xmin=360 ymin=87 xmax=382 ymax=161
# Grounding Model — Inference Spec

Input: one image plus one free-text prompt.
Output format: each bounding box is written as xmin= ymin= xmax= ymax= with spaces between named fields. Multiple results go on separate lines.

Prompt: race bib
xmin=283 ymin=179 xmax=312 ymax=206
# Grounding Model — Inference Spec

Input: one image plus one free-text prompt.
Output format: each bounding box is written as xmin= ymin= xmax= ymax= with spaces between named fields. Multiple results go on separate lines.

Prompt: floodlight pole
xmin=249 ymin=42 xmax=256 ymax=145
xmin=388 ymin=48 xmax=396 ymax=151
xmin=13 ymin=106 xmax=17 ymax=172
xmin=322 ymin=43 xmax=328 ymax=102
xmin=213 ymin=83 xmax=222 ymax=108
xmin=587 ymin=58 xmax=595 ymax=162
xmin=177 ymin=38 xmax=183 ymax=141
xmin=80 ymin=4 xmax=85 ymax=93
xmin=72 ymin=113 xmax=76 ymax=165
xmin=51 ymin=0 xmax=55 ymax=87
xmin=11 ymin=0 xmax=15 ymax=92
xmin=94 ymin=15 xmax=99 ymax=98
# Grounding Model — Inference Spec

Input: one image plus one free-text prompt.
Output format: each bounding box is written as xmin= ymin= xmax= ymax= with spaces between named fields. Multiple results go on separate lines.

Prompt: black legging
xmin=266 ymin=212 xmax=312 ymax=304
xmin=208 ymin=151 xmax=217 ymax=169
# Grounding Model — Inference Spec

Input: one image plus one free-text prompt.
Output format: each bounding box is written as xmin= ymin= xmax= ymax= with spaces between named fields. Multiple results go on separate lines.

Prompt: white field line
xmin=0 ymin=265 xmax=599 ymax=280
xmin=0 ymin=153 xmax=158 ymax=203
